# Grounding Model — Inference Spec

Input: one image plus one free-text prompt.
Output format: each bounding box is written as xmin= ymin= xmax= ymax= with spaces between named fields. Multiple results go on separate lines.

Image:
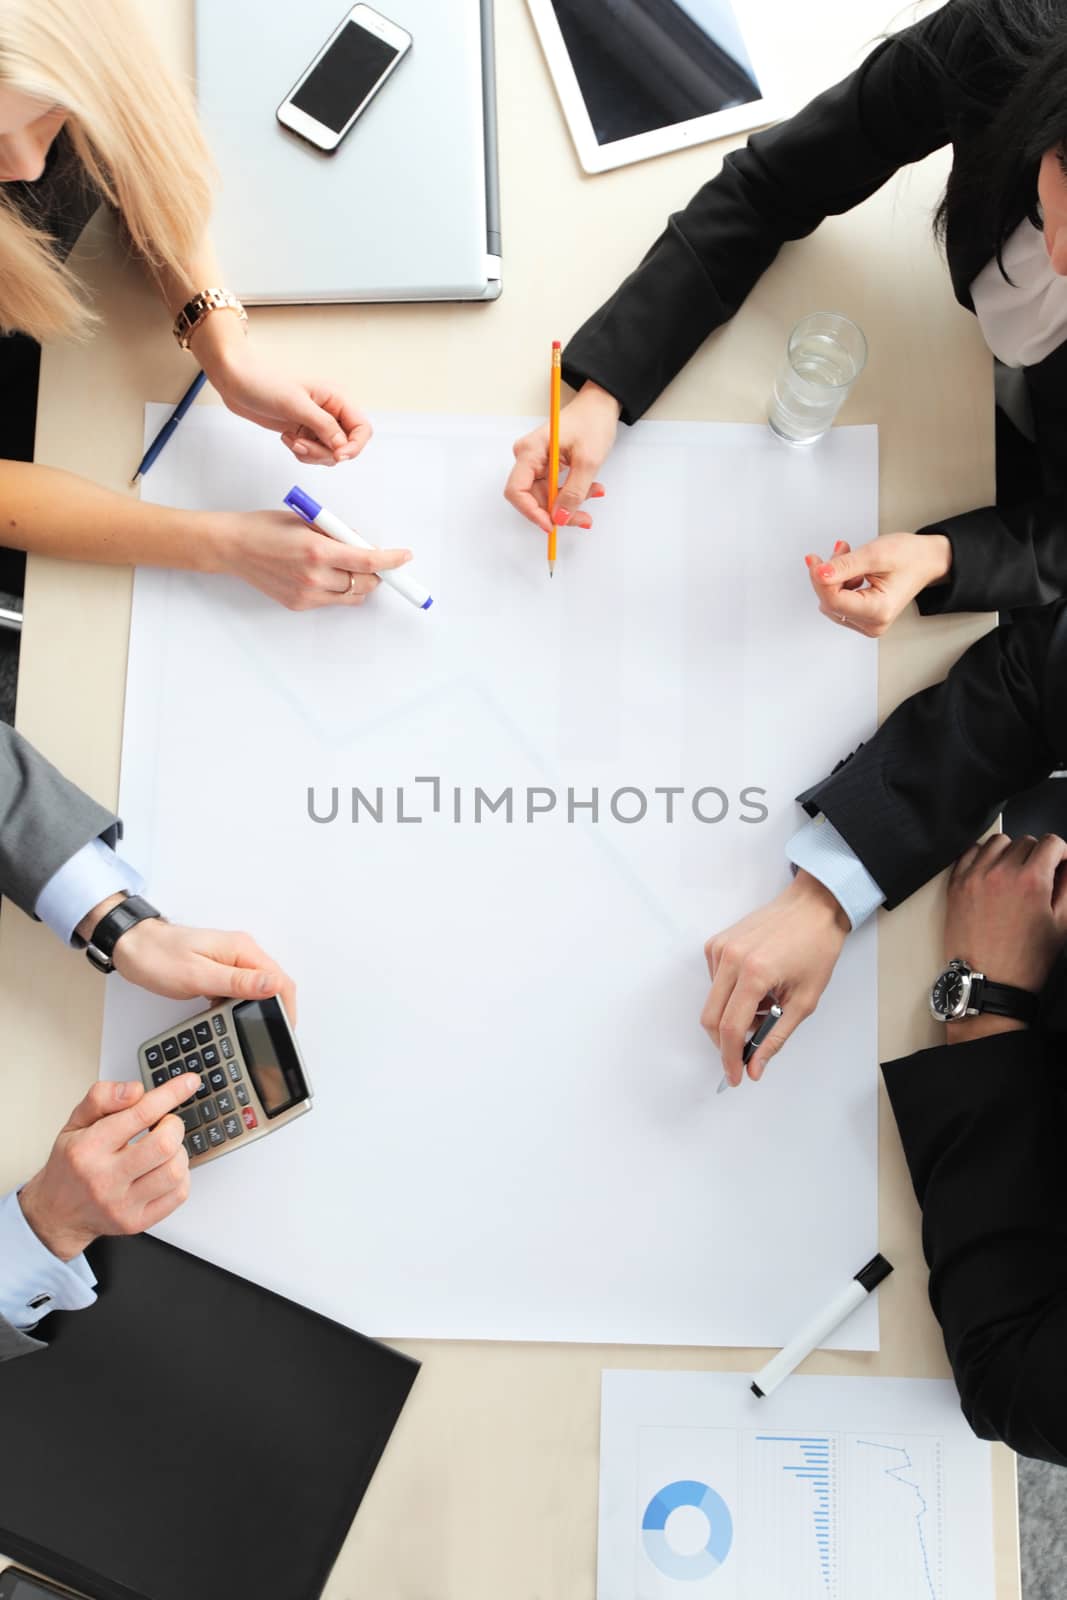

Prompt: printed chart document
xmin=102 ymin=407 xmax=879 ymax=1348
xmin=597 ymin=1370 xmax=995 ymax=1600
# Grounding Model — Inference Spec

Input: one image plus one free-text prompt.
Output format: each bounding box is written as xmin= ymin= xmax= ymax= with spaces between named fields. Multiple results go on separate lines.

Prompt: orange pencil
xmin=548 ymin=340 xmax=561 ymax=578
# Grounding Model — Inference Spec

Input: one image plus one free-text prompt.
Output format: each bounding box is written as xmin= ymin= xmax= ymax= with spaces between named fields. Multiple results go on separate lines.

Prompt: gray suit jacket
xmin=0 ymin=722 xmax=120 ymax=1362
xmin=0 ymin=721 xmax=120 ymax=916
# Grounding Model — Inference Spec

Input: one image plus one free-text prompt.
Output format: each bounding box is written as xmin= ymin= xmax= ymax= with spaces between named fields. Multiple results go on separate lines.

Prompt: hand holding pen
xmin=702 ymin=870 xmax=852 ymax=1088
xmin=716 ymin=1004 xmax=783 ymax=1094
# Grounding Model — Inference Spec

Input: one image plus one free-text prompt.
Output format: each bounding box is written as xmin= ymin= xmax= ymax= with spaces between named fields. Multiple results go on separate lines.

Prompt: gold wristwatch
xmin=172 ymin=288 xmax=248 ymax=351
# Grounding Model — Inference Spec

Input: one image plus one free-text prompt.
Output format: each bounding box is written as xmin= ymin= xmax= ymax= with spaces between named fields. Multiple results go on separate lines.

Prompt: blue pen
xmin=131 ymin=369 xmax=208 ymax=485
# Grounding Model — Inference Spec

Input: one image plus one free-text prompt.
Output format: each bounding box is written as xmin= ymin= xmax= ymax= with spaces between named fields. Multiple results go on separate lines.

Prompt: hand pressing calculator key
xmin=138 ymin=996 xmax=312 ymax=1167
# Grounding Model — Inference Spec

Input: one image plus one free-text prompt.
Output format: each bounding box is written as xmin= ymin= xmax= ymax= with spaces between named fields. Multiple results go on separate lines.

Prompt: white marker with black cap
xmin=751 ymin=1253 xmax=894 ymax=1399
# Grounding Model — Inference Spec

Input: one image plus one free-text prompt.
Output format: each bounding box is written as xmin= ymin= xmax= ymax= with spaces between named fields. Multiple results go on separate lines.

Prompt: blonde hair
xmin=0 ymin=0 xmax=213 ymax=342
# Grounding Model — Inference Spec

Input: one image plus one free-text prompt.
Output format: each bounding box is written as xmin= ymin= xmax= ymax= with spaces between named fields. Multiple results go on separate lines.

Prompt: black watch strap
xmin=85 ymin=895 xmax=162 ymax=974
xmin=973 ymin=975 xmax=1039 ymax=1024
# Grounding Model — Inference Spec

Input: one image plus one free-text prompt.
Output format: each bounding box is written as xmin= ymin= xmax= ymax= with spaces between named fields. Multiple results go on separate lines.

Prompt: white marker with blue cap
xmin=284 ymin=486 xmax=433 ymax=611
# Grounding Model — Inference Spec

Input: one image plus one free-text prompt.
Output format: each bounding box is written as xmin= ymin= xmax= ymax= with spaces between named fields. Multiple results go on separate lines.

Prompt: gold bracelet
xmin=172 ymin=288 xmax=248 ymax=351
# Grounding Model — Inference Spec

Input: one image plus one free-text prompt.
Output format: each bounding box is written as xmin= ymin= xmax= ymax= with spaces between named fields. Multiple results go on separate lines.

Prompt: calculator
xmin=138 ymin=995 xmax=313 ymax=1167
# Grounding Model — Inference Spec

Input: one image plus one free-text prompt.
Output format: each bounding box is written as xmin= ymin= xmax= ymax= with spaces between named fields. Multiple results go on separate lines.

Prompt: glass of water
xmin=768 ymin=312 xmax=868 ymax=446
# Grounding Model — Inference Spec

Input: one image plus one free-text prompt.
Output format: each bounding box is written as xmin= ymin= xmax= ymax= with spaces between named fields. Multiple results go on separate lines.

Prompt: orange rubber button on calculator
xmin=241 ymin=1106 xmax=258 ymax=1131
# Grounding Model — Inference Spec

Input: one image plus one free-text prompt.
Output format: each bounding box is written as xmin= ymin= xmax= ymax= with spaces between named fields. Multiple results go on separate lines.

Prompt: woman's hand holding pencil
xmin=506 ymin=378 xmax=618 ymax=536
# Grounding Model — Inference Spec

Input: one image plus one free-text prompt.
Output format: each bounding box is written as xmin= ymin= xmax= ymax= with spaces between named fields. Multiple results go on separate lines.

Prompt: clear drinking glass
xmin=767 ymin=312 xmax=868 ymax=446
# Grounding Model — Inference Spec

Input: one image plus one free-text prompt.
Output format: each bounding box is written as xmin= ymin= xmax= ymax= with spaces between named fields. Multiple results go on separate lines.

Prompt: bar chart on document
xmin=745 ymin=1431 xmax=944 ymax=1600
xmin=598 ymin=1374 xmax=994 ymax=1600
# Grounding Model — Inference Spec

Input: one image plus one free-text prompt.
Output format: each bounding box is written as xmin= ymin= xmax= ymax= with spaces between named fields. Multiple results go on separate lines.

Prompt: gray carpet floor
xmin=1021 ymin=1458 xmax=1067 ymax=1598
xmin=0 ymin=619 xmax=1063 ymax=1595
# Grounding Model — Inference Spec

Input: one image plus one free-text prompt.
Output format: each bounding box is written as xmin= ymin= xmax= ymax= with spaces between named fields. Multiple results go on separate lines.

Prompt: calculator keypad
xmin=142 ymin=1013 xmax=262 ymax=1161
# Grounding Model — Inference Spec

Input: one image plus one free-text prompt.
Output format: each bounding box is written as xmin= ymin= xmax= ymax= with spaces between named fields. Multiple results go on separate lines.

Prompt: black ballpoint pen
xmin=716 ymin=1002 xmax=784 ymax=1095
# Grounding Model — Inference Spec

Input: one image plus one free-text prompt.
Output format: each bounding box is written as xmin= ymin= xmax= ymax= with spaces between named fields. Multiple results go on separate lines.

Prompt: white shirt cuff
xmin=786 ymin=815 xmax=886 ymax=931
xmin=0 ymin=1188 xmax=97 ymax=1331
xmin=34 ymin=837 xmax=145 ymax=946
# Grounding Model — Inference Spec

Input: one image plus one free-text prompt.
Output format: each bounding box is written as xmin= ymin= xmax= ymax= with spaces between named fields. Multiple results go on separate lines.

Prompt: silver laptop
xmin=196 ymin=0 xmax=501 ymax=303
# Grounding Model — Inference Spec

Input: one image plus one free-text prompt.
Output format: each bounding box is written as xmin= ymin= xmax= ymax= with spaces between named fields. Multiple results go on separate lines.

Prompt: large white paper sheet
xmin=102 ymin=407 xmax=879 ymax=1347
xmin=597 ymin=1370 xmax=995 ymax=1600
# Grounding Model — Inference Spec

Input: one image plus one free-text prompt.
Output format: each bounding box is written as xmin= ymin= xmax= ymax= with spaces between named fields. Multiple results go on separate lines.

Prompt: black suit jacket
xmin=883 ymin=1029 xmax=1067 ymax=1466
xmin=795 ymin=601 xmax=1067 ymax=908
xmin=796 ymin=600 xmax=1067 ymax=1460
xmin=563 ymin=0 xmax=1067 ymax=612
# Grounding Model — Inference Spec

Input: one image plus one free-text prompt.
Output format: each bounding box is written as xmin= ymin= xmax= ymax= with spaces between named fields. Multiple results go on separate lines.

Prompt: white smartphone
xmin=277 ymin=5 xmax=412 ymax=153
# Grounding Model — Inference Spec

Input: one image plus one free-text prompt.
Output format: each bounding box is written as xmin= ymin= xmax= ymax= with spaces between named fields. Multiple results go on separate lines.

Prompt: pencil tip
xmin=549 ymin=566 xmax=554 ymax=578
xmin=129 ymin=473 xmax=141 ymax=487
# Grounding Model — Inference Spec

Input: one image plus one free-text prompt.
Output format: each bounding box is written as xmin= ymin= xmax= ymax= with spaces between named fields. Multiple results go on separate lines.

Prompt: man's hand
xmin=702 ymin=870 xmax=851 ymax=1087
xmin=944 ymin=833 xmax=1067 ymax=1044
xmin=18 ymin=1075 xmax=200 ymax=1262
xmin=77 ymin=897 xmax=297 ymax=1023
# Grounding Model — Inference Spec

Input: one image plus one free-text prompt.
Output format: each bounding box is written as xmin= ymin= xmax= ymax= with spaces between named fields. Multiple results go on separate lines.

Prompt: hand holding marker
xmin=284 ymin=487 xmax=433 ymax=611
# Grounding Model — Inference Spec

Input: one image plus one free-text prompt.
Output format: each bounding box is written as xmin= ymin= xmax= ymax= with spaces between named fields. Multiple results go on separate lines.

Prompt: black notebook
xmin=0 ymin=1235 xmax=419 ymax=1600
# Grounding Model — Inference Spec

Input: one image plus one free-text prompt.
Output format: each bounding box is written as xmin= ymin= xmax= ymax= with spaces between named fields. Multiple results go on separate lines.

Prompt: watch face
xmin=932 ymin=968 xmax=966 ymax=1019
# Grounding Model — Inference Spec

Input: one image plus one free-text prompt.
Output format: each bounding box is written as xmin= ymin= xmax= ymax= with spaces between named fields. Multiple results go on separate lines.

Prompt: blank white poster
xmin=597 ymin=1370 xmax=995 ymax=1599
xmin=101 ymin=407 xmax=879 ymax=1348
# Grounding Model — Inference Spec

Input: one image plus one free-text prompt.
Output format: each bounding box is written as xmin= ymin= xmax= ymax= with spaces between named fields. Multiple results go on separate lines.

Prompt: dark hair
xmin=903 ymin=0 xmax=1067 ymax=272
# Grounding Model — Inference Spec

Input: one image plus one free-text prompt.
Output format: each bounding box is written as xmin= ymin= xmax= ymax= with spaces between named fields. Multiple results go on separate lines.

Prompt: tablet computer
xmin=527 ymin=0 xmax=778 ymax=174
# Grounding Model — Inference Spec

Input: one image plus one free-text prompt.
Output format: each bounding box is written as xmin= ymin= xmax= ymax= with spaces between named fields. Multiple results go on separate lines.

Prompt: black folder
xmin=0 ymin=1235 xmax=419 ymax=1600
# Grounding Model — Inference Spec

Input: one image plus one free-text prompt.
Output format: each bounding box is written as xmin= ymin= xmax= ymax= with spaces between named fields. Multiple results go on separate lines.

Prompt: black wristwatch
xmin=929 ymin=958 xmax=1038 ymax=1025
xmin=82 ymin=895 xmax=163 ymax=974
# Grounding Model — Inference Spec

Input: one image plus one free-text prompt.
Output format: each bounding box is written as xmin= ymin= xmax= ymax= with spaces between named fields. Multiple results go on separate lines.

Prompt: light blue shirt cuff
xmin=786 ymin=815 xmax=886 ymax=931
xmin=0 ymin=1188 xmax=97 ymax=1332
xmin=34 ymin=837 xmax=145 ymax=946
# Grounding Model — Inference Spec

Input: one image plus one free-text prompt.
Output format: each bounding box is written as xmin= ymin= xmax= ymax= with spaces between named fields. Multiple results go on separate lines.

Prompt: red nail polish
xmin=833 ymin=541 xmax=846 ymax=555
xmin=817 ymin=565 xmax=834 ymax=581
xmin=553 ymin=507 xmax=571 ymax=526
xmin=592 ymin=486 xmax=606 ymax=499
xmin=804 ymin=555 xmax=816 ymax=568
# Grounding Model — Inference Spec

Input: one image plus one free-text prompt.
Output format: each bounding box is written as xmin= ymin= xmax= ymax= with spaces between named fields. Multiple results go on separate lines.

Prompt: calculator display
xmin=233 ymin=998 xmax=306 ymax=1118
